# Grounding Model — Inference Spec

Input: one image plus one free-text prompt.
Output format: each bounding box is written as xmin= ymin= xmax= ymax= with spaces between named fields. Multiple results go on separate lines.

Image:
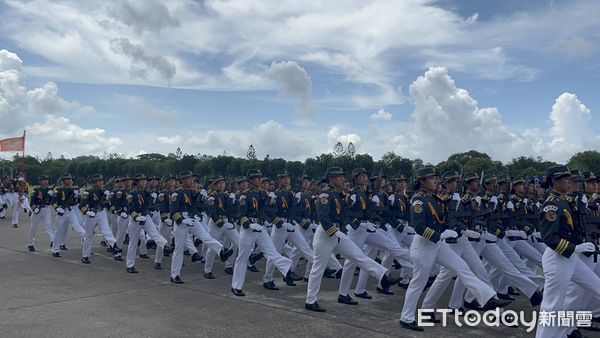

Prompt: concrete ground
xmin=0 ymin=210 xmax=538 ymax=337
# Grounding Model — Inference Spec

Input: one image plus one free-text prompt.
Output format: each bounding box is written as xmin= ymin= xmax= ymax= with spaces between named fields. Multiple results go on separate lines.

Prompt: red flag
xmin=0 ymin=136 xmax=25 ymax=152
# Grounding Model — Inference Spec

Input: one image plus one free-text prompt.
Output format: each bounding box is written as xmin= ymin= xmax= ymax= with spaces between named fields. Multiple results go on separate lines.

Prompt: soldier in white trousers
xmin=27 ymin=175 xmax=54 ymax=251
xmin=51 ymin=174 xmax=86 ymax=257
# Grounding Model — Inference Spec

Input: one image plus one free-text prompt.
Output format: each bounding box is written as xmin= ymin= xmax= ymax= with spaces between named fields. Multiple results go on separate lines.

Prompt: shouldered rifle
xmin=576 ymin=184 xmax=600 ymax=262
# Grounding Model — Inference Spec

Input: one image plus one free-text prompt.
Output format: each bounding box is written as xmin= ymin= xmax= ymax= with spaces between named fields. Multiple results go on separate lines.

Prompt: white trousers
xmin=400 ymin=235 xmax=496 ymax=323
xmin=126 ymin=216 xmax=167 ymax=268
xmin=82 ymin=210 xmax=117 ymax=258
xmin=28 ymin=207 xmax=54 ymax=246
xmin=535 ymin=248 xmax=600 ymax=338
xmin=114 ymin=215 xmax=129 ymax=249
xmin=263 ymin=222 xmax=314 ymax=283
xmin=52 ymin=209 xmax=85 ymax=253
xmin=204 ymin=220 xmax=240 ymax=273
xmin=170 ymin=218 xmax=223 ymax=278
xmin=231 ymin=224 xmax=292 ymax=290
xmin=490 ymin=237 xmax=544 ymax=293
xmin=306 ymin=226 xmax=388 ymax=304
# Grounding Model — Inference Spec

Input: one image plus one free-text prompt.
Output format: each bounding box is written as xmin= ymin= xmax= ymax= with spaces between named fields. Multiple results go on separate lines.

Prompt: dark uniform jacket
xmin=316 ymin=185 xmax=344 ymax=236
xmin=410 ymin=190 xmax=448 ymax=243
xmin=539 ymin=191 xmax=579 ymax=258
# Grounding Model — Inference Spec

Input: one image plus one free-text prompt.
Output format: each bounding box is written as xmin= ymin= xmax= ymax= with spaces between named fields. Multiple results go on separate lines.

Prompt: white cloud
xmin=111 ymin=0 xmax=180 ymax=33
xmin=110 ymin=38 xmax=176 ymax=85
xmin=157 ymin=135 xmax=183 ymax=145
xmin=0 ymin=49 xmax=26 ymax=133
xmin=327 ymin=125 xmax=361 ymax=148
xmin=27 ymin=81 xmax=95 ymax=115
xmin=265 ymin=61 xmax=315 ymax=116
xmin=370 ymin=108 xmax=392 ymax=121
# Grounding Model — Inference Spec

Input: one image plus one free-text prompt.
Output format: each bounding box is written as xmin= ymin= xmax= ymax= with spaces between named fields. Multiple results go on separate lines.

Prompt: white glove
xmin=135 ymin=215 xmax=146 ymax=223
xmin=268 ymin=191 xmax=276 ymax=199
xmin=463 ymin=229 xmax=481 ymax=239
xmin=474 ymin=196 xmax=482 ymax=206
xmin=533 ymin=231 xmax=542 ymax=239
xmin=287 ymin=222 xmax=296 ymax=231
xmin=506 ymin=201 xmax=514 ymax=210
xmin=522 ymin=198 xmax=528 ymax=204
xmin=47 ymin=190 xmax=54 ymax=196
xmin=86 ymin=210 xmax=96 ymax=218
xmin=268 ymin=191 xmax=277 ymax=205
xmin=295 ymin=192 xmax=302 ymax=200
xmin=535 ymin=202 xmax=541 ymax=209
xmin=365 ymin=223 xmax=377 ymax=232
xmin=249 ymin=223 xmax=264 ymax=232
xmin=581 ymin=194 xmax=588 ymax=206
xmin=229 ymin=192 xmax=236 ymax=200
xmin=575 ymin=242 xmax=596 ymax=253
xmin=200 ymin=189 xmax=208 ymax=198
xmin=104 ymin=190 xmax=110 ymax=197
xmin=452 ymin=193 xmax=461 ymax=202
xmin=74 ymin=189 xmax=80 ymax=197
xmin=388 ymin=194 xmax=395 ymax=206
xmin=490 ymin=196 xmax=498 ymax=209
xmin=371 ymin=195 xmax=381 ymax=205
xmin=518 ymin=230 xmax=528 ymax=239
xmin=440 ymin=229 xmax=458 ymax=240
xmin=33 ymin=207 xmax=40 ymax=214
xmin=120 ymin=211 xmax=128 ymax=219
xmin=334 ymin=231 xmax=348 ymax=240
xmin=56 ymin=207 xmax=65 ymax=215
xmin=164 ymin=218 xmax=173 ymax=226
xmin=350 ymin=194 xmax=357 ymax=206
xmin=151 ymin=192 xmax=158 ymax=199
xmin=182 ymin=218 xmax=195 ymax=226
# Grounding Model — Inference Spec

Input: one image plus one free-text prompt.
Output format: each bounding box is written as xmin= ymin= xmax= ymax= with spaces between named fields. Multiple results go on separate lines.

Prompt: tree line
xmin=1 ymin=147 xmax=599 ymax=186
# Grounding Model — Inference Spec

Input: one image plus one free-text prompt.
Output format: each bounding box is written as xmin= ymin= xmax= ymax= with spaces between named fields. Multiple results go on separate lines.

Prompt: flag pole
xmin=20 ymin=130 xmax=26 ymax=178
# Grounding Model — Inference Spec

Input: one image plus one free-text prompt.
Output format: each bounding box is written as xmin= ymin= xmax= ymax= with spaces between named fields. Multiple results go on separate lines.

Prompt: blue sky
xmin=0 ymin=0 xmax=598 ymax=163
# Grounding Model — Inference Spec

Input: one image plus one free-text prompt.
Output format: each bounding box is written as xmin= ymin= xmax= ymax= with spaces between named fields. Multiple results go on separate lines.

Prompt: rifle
xmin=576 ymin=179 xmax=600 ymax=262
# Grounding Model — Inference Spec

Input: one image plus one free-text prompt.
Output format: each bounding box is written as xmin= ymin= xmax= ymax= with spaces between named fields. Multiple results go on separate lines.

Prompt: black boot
xmin=337 ymin=294 xmax=358 ymax=305
xmin=400 ymin=320 xmax=424 ymax=332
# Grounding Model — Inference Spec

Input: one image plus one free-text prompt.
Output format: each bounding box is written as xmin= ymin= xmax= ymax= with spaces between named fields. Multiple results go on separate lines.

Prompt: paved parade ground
xmin=1 ymin=211 xmax=537 ymax=337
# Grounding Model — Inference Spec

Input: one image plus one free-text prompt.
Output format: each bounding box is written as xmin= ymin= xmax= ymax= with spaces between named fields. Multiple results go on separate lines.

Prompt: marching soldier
xmin=400 ymin=167 xmax=508 ymax=332
xmin=80 ymin=174 xmax=120 ymax=264
xmin=27 ymin=175 xmax=54 ymax=251
xmin=535 ymin=165 xmax=600 ymax=338
xmin=51 ymin=174 xmax=86 ymax=257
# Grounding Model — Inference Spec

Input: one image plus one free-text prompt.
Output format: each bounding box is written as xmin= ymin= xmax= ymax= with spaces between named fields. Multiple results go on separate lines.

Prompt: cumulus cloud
xmin=327 ymin=125 xmax=361 ymax=148
xmin=157 ymin=135 xmax=183 ymax=145
xmin=370 ymin=109 xmax=392 ymax=121
xmin=265 ymin=61 xmax=316 ymax=116
xmin=27 ymin=115 xmax=123 ymax=154
xmin=0 ymin=49 xmax=26 ymax=133
xmin=27 ymin=81 xmax=95 ymax=115
xmin=111 ymin=0 xmax=180 ymax=33
xmin=110 ymin=38 xmax=176 ymax=84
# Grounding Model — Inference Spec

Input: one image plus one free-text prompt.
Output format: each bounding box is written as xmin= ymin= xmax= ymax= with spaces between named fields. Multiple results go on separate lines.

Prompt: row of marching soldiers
xmin=8 ymin=165 xmax=600 ymax=337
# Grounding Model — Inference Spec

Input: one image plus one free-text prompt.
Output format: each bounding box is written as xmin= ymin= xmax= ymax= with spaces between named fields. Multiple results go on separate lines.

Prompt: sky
xmin=0 ymin=0 xmax=599 ymax=164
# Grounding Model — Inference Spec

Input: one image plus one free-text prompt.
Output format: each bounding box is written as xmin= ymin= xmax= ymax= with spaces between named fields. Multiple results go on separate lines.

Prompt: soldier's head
xmin=583 ymin=172 xmax=598 ymax=194
xmin=134 ymin=174 xmax=147 ymax=189
xmin=512 ymin=178 xmax=525 ymax=195
xmin=482 ymin=174 xmax=496 ymax=192
xmin=246 ymin=169 xmax=262 ymax=189
xmin=299 ymin=175 xmax=312 ymax=191
xmin=212 ymin=176 xmax=225 ymax=192
xmin=164 ymin=175 xmax=176 ymax=189
xmin=463 ymin=173 xmax=480 ymax=192
xmin=352 ymin=168 xmax=368 ymax=187
xmin=416 ymin=167 xmax=437 ymax=192
xmin=149 ymin=176 xmax=159 ymax=188
xmin=126 ymin=176 xmax=133 ymax=188
xmin=237 ymin=177 xmax=248 ymax=191
xmin=544 ymin=165 xmax=572 ymax=194
xmin=61 ymin=174 xmax=74 ymax=187
xmin=90 ymin=174 xmax=104 ymax=188
xmin=441 ymin=171 xmax=460 ymax=193
xmin=277 ymin=171 xmax=291 ymax=189
xmin=370 ymin=173 xmax=386 ymax=191
xmin=394 ymin=174 xmax=407 ymax=192
xmin=178 ymin=171 xmax=194 ymax=188
xmin=325 ymin=167 xmax=345 ymax=189
xmin=38 ymin=175 xmax=49 ymax=187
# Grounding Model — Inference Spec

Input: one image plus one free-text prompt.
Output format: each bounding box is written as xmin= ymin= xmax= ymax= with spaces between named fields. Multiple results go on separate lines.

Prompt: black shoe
xmin=52 ymin=252 xmax=61 ymax=257
xmin=191 ymin=252 xmax=202 ymax=262
xmin=13 ymin=224 xmax=18 ymax=228
xmin=376 ymin=287 xmax=394 ymax=295
xmin=100 ymin=240 xmax=107 ymax=247
xmin=231 ymin=288 xmax=245 ymax=297
xmin=171 ymin=276 xmax=184 ymax=284
xmin=288 ymin=271 xmax=303 ymax=281
xmin=323 ymin=268 xmax=336 ymax=278
xmin=60 ymin=245 xmax=68 ymax=250
xmin=463 ymin=299 xmax=482 ymax=310
xmin=154 ymin=262 xmax=162 ymax=270
xmin=400 ymin=320 xmax=424 ymax=331
xmin=337 ymin=294 xmax=358 ymax=305
xmin=113 ymin=245 xmax=122 ymax=253
xmin=183 ymin=249 xmax=191 ymax=256
xmin=81 ymin=257 xmax=91 ymax=264
xmin=27 ymin=245 xmax=35 ymax=252
xmin=114 ymin=255 xmax=123 ymax=261
xmin=482 ymin=298 xmax=511 ymax=311
xmin=107 ymin=246 xmax=114 ymax=253
xmin=194 ymin=238 xmax=202 ymax=247
xmin=305 ymin=302 xmax=326 ymax=312
xmin=398 ymin=281 xmax=409 ymax=289
xmin=422 ymin=312 xmax=441 ymax=323
xmin=284 ymin=271 xmax=297 ymax=286
xmin=247 ymin=265 xmax=259 ymax=272
xmin=380 ymin=274 xmax=400 ymax=290
xmin=507 ymin=286 xmax=520 ymax=296
xmin=335 ymin=269 xmax=343 ymax=279
xmin=498 ymin=293 xmax=515 ymax=301
xmin=354 ymin=291 xmax=372 ymax=299
xmin=529 ymin=290 xmax=543 ymax=307
xmin=263 ymin=281 xmax=280 ymax=290
xmin=249 ymin=252 xmax=264 ymax=265
xmin=224 ymin=267 xmax=233 ymax=275
xmin=219 ymin=248 xmax=234 ymax=262
xmin=126 ymin=266 xmax=138 ymax=273
xmin=204 ymin=272 xmax=215 ymax=279
xmin=139 ymin=254 xmax=150 ymax=259
xmin=146 ymin=240 xmax=156 ymax=249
